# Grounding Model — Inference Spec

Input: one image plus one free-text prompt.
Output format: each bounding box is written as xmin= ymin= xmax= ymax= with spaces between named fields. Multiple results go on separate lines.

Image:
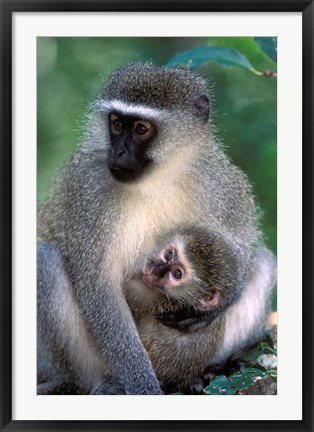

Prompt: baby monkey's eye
xmin=172 ymin=269 xmax=183 ymax=280
xmin=164 ymin=250 xmax=173 ymax=261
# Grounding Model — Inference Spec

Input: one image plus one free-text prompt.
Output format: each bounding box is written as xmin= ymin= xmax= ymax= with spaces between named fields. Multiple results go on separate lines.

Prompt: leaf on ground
xmin=244 ymin=333 xmax=277 ymax=363
xmin=203 ymin=368 xmax=267 ymax=395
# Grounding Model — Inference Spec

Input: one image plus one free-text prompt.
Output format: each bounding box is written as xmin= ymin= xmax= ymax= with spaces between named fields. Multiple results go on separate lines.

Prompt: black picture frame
xmin=1 ymin=1 xmax=313 ymax=431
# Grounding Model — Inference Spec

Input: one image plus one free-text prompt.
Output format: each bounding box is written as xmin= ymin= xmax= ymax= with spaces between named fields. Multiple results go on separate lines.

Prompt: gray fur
xmin=38 ymin=62 xmax=276 ymax=395
xmin=126 ymin=229 xmax=276 ymax=389
xmin=101 ymin=62 xmax=209 ymax=110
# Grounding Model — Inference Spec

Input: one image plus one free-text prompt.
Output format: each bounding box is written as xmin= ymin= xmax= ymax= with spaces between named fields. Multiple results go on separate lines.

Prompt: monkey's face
xmin=97 ymin=63 xmax=212 ymax=183
xmin=143 ymin=243 xmax=191 ymax=293
xmin=107 ymin=112 xmax=156 ymax=182
xmin=142 ymin=240 xmax=223 ymax=315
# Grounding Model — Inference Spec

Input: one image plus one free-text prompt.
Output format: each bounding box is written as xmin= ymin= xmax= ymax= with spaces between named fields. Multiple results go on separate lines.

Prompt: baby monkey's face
xmin=141 ymin=235 xmax=223 ymax=312
xmin=143 ymin=243 xmax=191 ymax=291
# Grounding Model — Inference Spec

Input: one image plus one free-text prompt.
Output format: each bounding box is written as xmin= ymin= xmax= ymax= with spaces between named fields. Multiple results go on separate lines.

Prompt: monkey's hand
xmin=163 ymin=354 xmax=249 ymax=395
xmin=156 ymin=306 xmax=219 ymax=332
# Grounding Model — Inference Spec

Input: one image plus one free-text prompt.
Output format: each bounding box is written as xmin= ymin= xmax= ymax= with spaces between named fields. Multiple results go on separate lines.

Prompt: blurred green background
xmin=37 ymin=37 xmax=276 ymax=259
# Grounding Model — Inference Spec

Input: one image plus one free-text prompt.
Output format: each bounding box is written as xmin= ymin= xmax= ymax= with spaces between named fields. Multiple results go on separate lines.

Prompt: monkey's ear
xmin=194 ymin=94 xmax=210 ymax=123
xmin=197 ymin=292 xmax=221 ymax=311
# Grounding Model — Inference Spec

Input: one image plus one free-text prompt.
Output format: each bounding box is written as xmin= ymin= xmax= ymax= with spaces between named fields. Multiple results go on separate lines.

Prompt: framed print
xmin=1 ymin=1 xmax=313 ymax=431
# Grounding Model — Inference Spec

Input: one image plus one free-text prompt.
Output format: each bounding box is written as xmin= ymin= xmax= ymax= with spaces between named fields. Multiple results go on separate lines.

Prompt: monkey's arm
xmin=37 ymin=242 xmax=131 ymax=394
xmin=41 ymin=154 xmax=163 ymax=395
xmin=75 ymin=273 xmax=163 ymax=395
xmin=155 ymin=307 xmax=219 ymax=332
xmin=37 ymin=242 xmax=162 ymax=395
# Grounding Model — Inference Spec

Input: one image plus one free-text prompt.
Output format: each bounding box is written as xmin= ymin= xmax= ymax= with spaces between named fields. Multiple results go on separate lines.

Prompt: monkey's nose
xmin=151 ymin=262 xmax=171 ymax=277
xmin=117 ymin=149 xmax=126 ymax=158
xmin=116 ymin=148 xmax=127 ymax=159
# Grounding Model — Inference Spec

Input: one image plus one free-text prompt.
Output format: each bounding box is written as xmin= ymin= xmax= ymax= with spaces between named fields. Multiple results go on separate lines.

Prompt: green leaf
xmin=203 ymin=368 xmax=267 ymax=395
xmin=243 ymin=332 xmax=277 ymax=362
xmin=267 ymin=369 xmax=278 ymax=379
xmin=166 ymin=46 xmax=259 ymax=74
xmin=260 ymin=341 xmax=277 ymax=355
xmin=255 ymin=37 xmax=277 ymax=63
xmin=243 ymin=345 xmax=265 ymax=362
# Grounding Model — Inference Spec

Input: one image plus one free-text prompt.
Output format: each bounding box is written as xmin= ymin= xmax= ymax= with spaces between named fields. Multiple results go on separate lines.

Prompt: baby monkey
xmin=126 ymin=226 xmax=268 ymax=392
xmin=138 ymin=227 xmax=245 ymax=332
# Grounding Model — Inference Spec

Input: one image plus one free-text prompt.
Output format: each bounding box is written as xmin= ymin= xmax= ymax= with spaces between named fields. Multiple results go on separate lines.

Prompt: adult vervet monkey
xmin=37 ymin=62 xmax=276 ymax=395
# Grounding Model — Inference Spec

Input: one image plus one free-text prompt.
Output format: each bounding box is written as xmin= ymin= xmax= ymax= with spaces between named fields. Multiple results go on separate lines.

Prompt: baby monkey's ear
xmin=197 ymin=291 xmax=222 ymax=311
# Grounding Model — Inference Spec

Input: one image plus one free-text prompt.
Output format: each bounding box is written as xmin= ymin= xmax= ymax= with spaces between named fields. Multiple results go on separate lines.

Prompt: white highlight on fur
xmin=216 ymin=249 xmax=276 ymax=362
xmin=98 ymin=99 xmax=165 ymax=119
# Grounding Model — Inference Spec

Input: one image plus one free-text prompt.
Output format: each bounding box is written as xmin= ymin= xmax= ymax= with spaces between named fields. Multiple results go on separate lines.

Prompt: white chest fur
xmin=107 ymin=182 xmax=196 ymax=282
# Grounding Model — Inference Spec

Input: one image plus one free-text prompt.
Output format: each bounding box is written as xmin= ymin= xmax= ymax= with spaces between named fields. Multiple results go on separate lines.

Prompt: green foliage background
xmin=37 ymin=37 xmax=276 ymax=267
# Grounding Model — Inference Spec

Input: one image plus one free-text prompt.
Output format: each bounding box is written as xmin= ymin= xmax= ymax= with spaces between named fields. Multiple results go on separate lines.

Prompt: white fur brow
xmin=98 ymin=99 xmax=165 ymax=119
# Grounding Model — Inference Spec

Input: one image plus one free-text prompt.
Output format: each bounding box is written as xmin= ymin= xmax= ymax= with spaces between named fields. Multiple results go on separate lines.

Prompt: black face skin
xmin=107 ymin=112 xmax=155 ymax=182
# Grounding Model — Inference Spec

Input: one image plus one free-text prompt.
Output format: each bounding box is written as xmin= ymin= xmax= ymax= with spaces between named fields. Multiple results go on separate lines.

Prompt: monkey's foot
xmin=37 ymin=380 xmax=83 ymax=395
xmin=91 ymin=379 xmax=126 ymax=395
xmin=166 ymin=355 xmax=250 ymax=395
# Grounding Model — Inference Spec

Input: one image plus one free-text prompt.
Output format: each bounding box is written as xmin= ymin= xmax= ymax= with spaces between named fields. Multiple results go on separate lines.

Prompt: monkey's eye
xmin=172 ymin=269 xmax=183 ymax=280
xmin=133 ymin=121 xmax=151 ymax=137
xmin=109 ymin=114 xmax=123 ymax=135
xmin=164 ymin=250 xmax=173 ymax=261
xmin=113 ymin=119 xmax=123 ymax=132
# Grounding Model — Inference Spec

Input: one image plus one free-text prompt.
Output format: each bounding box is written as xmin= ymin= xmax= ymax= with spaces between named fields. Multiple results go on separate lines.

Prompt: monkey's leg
xmin=184 ymin=247 xmax=276 ymax=395
xmin=37 ymin=242 xmax=123 ymax=395
xmin=217 ymin=247 xmax=276 ymax=361
xmin=180 ymin=354 xmax=250 ymax=395
xmin=176 ymin=247 xmax=276 ymax=395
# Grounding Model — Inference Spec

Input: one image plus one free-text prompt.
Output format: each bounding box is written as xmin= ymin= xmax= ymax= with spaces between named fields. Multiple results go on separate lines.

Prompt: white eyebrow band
xmin=97 ymin=99 xmax=165 ymax=119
